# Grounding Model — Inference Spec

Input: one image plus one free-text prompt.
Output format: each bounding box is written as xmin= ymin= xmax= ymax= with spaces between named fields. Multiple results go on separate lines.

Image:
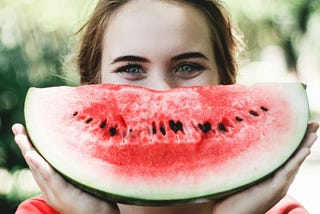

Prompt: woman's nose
xmin=148 ymin=80 xmax=172 ymax=90
xmin=146 ymin=71 xmax=174 ymax=91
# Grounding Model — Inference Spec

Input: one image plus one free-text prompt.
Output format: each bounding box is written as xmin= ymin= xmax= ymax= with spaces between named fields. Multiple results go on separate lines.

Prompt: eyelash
xmin=114 ymin=62 xmax=206 ymax=80
xmin=115 ymin=63 xmax=145 ymax=74
xmin=174 ymin=62 xmax=205 ymax=74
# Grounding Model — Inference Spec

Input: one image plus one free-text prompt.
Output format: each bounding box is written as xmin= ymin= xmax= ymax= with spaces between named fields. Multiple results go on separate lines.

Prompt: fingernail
xmin=310 ymin=121 xmax=319 ymax=132
xmin=14 ymin=134 xmax=23 ymax=145
xmin=11 ymin=124 xmax=17 ymax=135
xmin=11 ymin=123 xmax=21 ymax=135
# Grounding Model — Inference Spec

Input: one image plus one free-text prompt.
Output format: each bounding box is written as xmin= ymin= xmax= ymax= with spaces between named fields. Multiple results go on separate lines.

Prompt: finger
xmin=296 ymin=121 xmax=319 ymax=150
xmin=300 ymin=122 xmax=319 ymax=148
xmin=14 ymin=134 xmax=35 ymax=156
xmin=26 ymin=151 xmax=103 ymax=213
xmin=13 ymin=124 xmax=66 ymax=193
xmin=269 ymin=125 xmax=315 ymax=195
xmin=308 ymin=121 xmax=319 ymax=133
xmin=12 ymin=123 xmax=28 ymax=136
xmin=273 ymin=147 xmax=310 ymax=190
xmin=26 ymin=152 xmax=56 ymax=200
xmin=25 ymin=151 xmax=68 ymax=192
xmin=304 ymin=121 xmax=319 ymax=138
xmin=15 ymin=127 xmax=74 ymax=207
xmin=301 ymin=131 xmax=318 ymax=149
xmin=25 ymin=151 xmax=70 ymax=203
xmin=12 ymin=123 xmax=35 ymax=156
xmin=12 ymin=125 xmax=57 ymax=203
xmin=25 ymin=151 xmax=66 ymax=206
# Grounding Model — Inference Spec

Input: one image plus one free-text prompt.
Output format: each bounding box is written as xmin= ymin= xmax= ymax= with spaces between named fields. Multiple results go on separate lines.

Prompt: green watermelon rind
xmin=62 ymin=173 xmax=264 ymax=206
xmin=43 ymin=128 xmax=308 ymax=206
xmin=24 ymin=83 xmax=309 ymax=206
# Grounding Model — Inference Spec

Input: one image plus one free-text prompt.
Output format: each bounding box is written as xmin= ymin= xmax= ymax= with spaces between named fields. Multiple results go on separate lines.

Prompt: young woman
xmin=12 ymin=0 xmax=319 ymax=213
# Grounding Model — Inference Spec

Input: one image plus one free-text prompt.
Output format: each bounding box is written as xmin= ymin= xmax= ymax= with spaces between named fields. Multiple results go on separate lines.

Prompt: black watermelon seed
xmin=198 ymin=122 xmax=211 ymax=133
xmin=218 ymin=123 xmax=227 ymax=132
xmin=160 ymin=124 xmax=166 ymax=136
xmin=260 ymin=106 xmax=269 ymax=112
xmin=152 ymin=121 xmax=157 ymax=134
xmin=100 ymin=120 xmax=107 ymax=129
xmin=249 ymin=110 xmax=259 ymax=117
xmin=72 ymin=111 xmax=78 ymax=117
xmin=169 ymin=120 xmax=183 ymax=133
xmin=109 ymin=127 xmax=117 ymax=136
xmin=236 ymin=116 xmax=243 ymax=122
xmin=85 ymin=118 xmax=93 ymax=124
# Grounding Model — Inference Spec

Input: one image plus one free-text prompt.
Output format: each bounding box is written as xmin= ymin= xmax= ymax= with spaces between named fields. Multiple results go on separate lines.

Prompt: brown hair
xmin=77 ymin=0 xmax=242 ymax=85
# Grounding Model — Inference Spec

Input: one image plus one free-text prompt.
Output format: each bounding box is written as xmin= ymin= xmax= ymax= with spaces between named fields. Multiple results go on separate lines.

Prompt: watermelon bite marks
xmin=24 ymin=83 xmax=309 ymax=205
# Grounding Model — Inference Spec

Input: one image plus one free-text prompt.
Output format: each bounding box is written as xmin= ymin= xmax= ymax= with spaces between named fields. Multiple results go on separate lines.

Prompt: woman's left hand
xmin=212 ymin=121 xmax=319 ymax=214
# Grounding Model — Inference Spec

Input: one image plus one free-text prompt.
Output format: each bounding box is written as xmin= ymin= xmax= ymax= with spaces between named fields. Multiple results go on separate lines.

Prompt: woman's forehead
xmin=106 ymin=0 xmax=210 ymax=34
xmin=103 ymin=0 xmax=213 ymax=59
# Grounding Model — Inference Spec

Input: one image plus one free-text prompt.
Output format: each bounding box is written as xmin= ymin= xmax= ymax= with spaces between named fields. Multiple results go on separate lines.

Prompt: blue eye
xmin=180 ymin=64 xmax=193 ymax=72
xmin=115 ymin=64 xmax=146 ymax=80
xmin=175 ymin=63 xmax=205 ymax=77
xmin=117 ymin=64 xmax=145 ymax=74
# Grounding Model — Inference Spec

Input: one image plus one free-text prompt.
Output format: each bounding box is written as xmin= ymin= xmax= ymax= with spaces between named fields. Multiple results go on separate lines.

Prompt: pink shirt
xmin=16 ymin=195 xmax=308 ymax=214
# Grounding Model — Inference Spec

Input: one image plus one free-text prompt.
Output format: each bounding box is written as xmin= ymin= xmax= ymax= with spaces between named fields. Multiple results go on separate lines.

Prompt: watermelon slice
xmin=24 ymin=83 xmax=309 ymax=205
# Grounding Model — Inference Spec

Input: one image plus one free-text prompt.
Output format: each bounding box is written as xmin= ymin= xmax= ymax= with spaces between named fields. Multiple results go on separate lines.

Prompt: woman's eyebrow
xmin=111 ymin=55 xmax=149 ymax=64
xmin=171 ymin=52 xmax=209 ymax=62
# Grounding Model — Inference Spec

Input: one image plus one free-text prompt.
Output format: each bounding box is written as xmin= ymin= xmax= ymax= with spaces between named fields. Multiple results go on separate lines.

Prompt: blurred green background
xmin=0 ymin=0 xmax=319 ymax=213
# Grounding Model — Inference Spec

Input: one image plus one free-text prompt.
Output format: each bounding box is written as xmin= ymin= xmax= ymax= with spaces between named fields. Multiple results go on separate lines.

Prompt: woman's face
xmin=101 ymin=0 xmax=219 ymax=90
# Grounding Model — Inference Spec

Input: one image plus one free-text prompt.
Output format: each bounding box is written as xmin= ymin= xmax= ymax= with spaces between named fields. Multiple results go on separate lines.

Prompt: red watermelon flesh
xmin=24 ymin=83 xmax=309 ymax=205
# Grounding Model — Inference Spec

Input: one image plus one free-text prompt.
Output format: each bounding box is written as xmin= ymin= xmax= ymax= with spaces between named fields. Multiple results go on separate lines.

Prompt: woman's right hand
xmin=12 ymin=123 xmax=120 ymax=214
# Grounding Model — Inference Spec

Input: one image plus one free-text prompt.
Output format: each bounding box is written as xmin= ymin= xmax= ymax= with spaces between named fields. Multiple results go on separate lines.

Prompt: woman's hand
xmin=12 ymin=123 xmax=120 ymax=214
xmin=212 ymin=121 xmax=319 ymax=214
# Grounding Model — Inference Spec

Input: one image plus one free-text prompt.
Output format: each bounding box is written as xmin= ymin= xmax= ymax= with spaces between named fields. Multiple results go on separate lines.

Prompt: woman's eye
xmin=117 ymin=64 xmax=145 ymax=74
xmin=115 ymin=64 xmax=146 ymax=80
xmin=174 ymin=63 xmax=205 ymax=77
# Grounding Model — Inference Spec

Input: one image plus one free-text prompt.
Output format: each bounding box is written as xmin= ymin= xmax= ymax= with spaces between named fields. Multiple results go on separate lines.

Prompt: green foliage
xmin=0 ymin=0 xmax=88 ymax=212
xmin=225 ymin=0 xmax=320 ymax=71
